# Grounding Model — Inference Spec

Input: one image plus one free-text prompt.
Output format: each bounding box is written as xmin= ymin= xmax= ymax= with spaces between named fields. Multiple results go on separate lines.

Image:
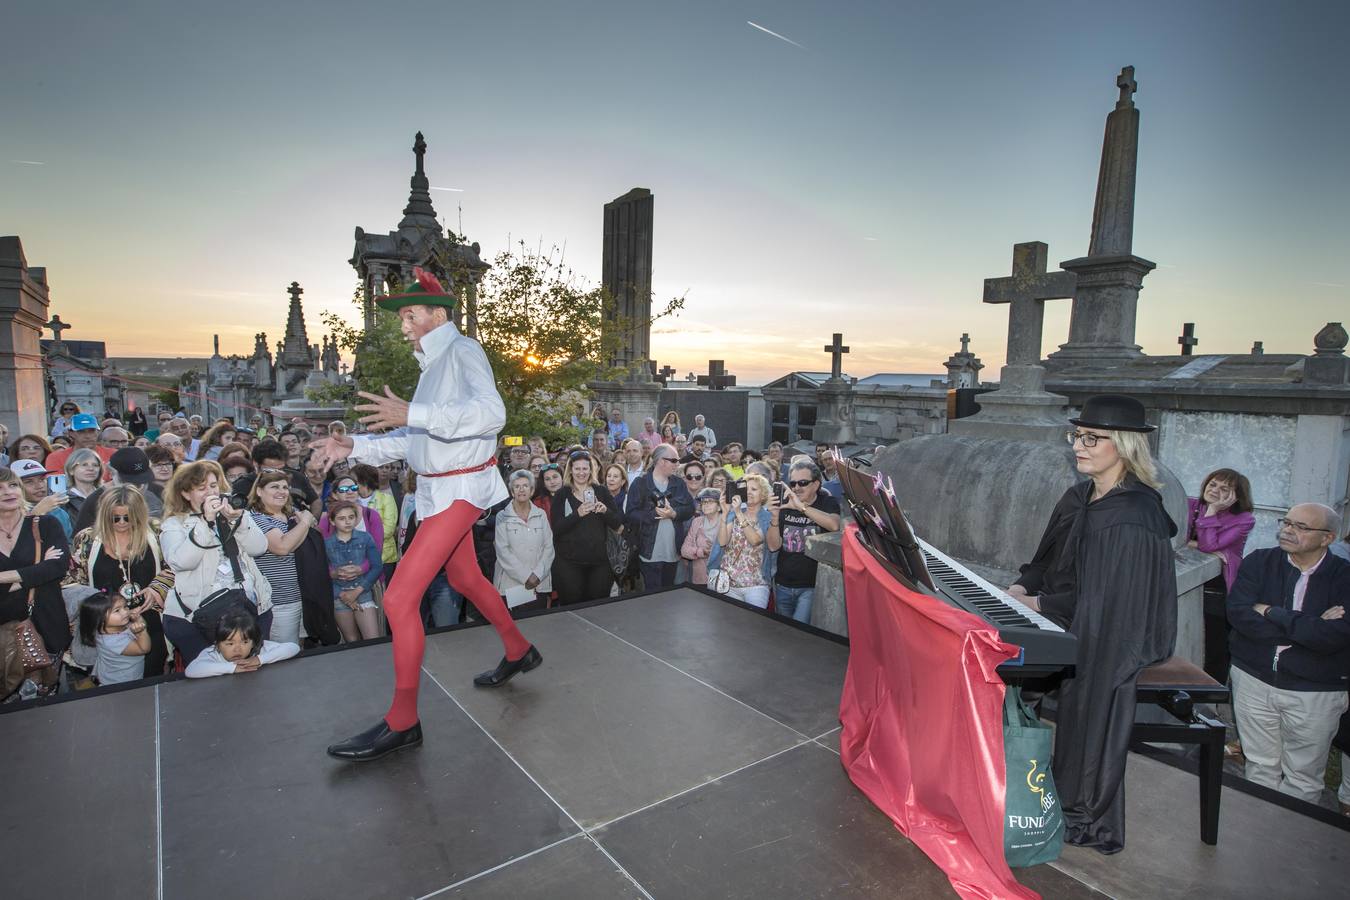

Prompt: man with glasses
xmin=71 ymin=448 xmax=164 ymax=533
xmin=624 ymin=445 xmax=694 ymax=590
xmin=1226 ymin=502 xmax=1350 ymax=803
xmin=766 ymin=459 xmax=841 ymax=624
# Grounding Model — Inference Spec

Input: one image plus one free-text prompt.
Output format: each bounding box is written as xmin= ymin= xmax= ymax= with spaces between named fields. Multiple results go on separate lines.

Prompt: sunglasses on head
xmin=568 ymin=451 xmax=592 ymax=462
xmin=540 ymin=463 xmax=561 ymax=472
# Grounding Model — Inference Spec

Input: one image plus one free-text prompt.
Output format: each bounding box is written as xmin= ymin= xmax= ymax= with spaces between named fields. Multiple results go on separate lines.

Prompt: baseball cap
xmin=109 ymin=448 xmax=154 ymax=487
xmin=71 ymin=413 xmax=99 ymax=431
xmin=11 ymin=459 xmax=48 ymax=478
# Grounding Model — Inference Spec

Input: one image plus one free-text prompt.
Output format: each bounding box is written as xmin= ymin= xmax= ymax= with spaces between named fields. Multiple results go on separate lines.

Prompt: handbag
xmin=1 ymin=518 xmax=58 ymax=698
xmin=606 ymin=527 xmax=635 ymax=577
xmin=181 ymin=587 xmax=253 ymax=643
xmin=1002 ymin=687 xmax=1064 ymax=867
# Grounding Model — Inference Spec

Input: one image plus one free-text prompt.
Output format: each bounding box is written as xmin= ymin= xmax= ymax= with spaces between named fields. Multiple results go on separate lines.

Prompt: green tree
xmin=314 ymin=240 xmax=682 ymax=447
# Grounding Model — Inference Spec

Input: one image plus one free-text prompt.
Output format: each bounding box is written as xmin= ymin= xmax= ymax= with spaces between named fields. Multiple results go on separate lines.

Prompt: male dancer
xmin=315 ymin=268 xmax=540 ymax=761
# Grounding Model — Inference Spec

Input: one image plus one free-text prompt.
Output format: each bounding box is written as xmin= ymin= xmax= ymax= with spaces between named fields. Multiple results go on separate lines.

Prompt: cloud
xmin=747 ymin=21 xmax=806 ymax=50
xmin=1310 ymin=281 xmax=1345 ymax=288
xmin=11 ymin=159 xmax=45 ymax=165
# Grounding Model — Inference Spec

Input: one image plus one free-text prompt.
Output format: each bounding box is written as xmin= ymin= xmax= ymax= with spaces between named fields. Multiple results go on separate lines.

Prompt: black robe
xmin=1015 ymin=477 xmax=1177 ymax=853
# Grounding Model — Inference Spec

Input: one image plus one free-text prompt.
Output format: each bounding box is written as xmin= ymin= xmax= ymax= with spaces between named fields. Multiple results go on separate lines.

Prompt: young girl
xmin=185 ymin=608 xmax=300 ymax=678
xmin=79 ymin=590 xmax=151 ymax=685
xmin=680 ymin=488 xmax=724 ymax=586
xmin=324 ymin=500 xmax=383 ymax=642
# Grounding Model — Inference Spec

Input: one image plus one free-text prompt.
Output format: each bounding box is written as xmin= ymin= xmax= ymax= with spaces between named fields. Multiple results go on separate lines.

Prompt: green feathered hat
xmin=374 ymin=267 xmax=458 ymax=313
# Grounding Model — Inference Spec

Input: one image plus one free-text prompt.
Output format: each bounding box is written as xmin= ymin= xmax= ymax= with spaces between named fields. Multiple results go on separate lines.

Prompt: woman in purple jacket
xmin=1186 ymin=468 xmax=1255 ymax=683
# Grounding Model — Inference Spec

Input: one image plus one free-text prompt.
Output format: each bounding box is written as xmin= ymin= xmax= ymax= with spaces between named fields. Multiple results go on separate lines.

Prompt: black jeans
xmin=639 ymin=560 xmax=678 ymax=592
xmin=551 ymin=558 xmax=613 ymax=605
xmin=1201 ymin=576 xmax=1231 ymax=684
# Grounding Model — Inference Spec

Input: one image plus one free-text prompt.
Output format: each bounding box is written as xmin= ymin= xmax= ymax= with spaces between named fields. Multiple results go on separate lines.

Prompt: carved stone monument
xmin=351 ymin=133 xmax=488 ymax=333
xmin=602 ymin=188 xmax=655 ymax=372
xmin=0 ymin=236 xmax=52 ymax=437
xmin=814 ymin=334 xmax=857 ymax=443
xmin=1051 ymin=67 xmax=1156 ymax=361
xmin=948 ymin=241 xmax=1074 ymax=441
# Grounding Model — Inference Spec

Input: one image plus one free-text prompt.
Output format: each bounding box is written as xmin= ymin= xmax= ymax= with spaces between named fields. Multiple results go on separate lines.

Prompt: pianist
xmin=1006 ymin=394 xmax=1177 ymax=854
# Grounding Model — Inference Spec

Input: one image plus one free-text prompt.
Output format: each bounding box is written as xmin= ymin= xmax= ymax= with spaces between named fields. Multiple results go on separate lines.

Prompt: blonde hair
xmin=94 ymin=485 xmax=150 ymax=562
xmin=563 ymin=452 xmax=600 ymax=492
xmin=163 ymin=460 xmax=228 ymax=518
xmin=1110 ymin=430 xmax=1161 ymax=489
xmin=743 ymin=473 xmax=772 ymax=507
xmin=248 ymin=469 xmax=294 ymax=517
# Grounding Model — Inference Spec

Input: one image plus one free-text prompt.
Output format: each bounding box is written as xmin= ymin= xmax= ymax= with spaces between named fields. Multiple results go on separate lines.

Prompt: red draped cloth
xmin=839 ymin=526 xmax=1039 ymax=900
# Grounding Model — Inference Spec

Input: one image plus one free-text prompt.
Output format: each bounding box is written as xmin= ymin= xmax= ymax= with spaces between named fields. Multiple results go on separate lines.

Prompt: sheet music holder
xmin=831 ymin=450 xmax=935 ymax=593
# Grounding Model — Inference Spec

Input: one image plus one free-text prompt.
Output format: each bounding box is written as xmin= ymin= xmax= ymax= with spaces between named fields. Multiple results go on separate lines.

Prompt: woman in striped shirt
xmin=247 ymin=469 xmax=316 ymax=645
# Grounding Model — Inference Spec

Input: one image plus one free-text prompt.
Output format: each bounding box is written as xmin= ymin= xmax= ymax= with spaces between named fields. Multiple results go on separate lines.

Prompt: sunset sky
xmin=3 ymin=1 xmax=1346 ymax=385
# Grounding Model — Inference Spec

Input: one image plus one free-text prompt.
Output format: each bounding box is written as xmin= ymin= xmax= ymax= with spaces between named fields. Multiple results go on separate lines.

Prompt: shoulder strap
xmin=28 ymin=516 xmax=40 ymax=615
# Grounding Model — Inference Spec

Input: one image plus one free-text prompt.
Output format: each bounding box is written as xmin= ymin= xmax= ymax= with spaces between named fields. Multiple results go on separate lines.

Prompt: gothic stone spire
xmin=399 ymin=131 xmax=440 ymax=229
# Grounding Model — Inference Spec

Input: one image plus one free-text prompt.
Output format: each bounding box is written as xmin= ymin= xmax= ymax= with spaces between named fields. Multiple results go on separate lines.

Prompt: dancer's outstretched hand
xmin=355 ymin=386 xmax=410 ymax=431
xmin=309 ymin=433 xmax=354 ymax=474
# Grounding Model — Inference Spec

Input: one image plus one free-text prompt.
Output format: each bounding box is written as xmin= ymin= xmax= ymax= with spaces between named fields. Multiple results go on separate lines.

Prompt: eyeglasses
xmin=111 ymin=514 xmax=130 ymax=523
xmin=1065 ymin=431 xmax=1112 ymax=448
xmin=335 ymin=485 xmax=359 ymax=493
xmin=654 ymin=455 xmax=675 ymax=464
xmin=685 ymin=473 xmax=704 ymax=481
xmin=1277 ymin=518 xmax=1331 ymax=535
xmin=151 ymin=463 xmax=174 ymax=471
xmin=788 ymin=479 xmax=815 ymax=488
xmin=105 ymin=439 xmax=129 ymax=447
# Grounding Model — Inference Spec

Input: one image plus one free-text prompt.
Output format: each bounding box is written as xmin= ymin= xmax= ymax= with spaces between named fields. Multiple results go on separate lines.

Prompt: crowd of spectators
xmin=5 ymin=399 xmax=1345 ymax=815
xmin=1 ymin=404 xmax=844 ymax=703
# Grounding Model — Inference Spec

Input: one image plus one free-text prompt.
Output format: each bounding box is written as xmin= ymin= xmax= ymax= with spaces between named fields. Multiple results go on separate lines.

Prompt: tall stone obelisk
xmin=0 ymin=236 xmax=52 ymax=438
xmin=1050 ymin=66 xmax=1156 ymax=361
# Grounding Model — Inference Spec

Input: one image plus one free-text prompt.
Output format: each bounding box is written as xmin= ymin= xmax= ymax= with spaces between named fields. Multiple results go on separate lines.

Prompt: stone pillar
xmin=588 ymin=379 xmax=662 ymax=438
xmin=602 ymin=188 xmax=654 ymax=369
xmin=0 ymin=237 xmax=52 ymax=437
xmin=813 ymin=379 xmax=856 ymax=444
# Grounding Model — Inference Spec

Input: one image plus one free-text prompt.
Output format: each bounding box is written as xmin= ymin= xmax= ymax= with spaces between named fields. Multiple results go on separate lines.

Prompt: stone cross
xmin=413 ymin=131 xmax=427 ymax=177
xmin=824 ymin=333 xmax=850 ymax=380
xmin=983 ymin=242 xmax=1077 ymax=366
xmin=44 ymin=315 xmax=71 ymax=343
xmin=657 ymin=364 xmax=676 ymax=384
xmin=1116 ymin=65 xmax=1137 ymax=109
xmin=1177 ymin=323 xmax=1198 ymax=355
xmin=288 ymin=282 xmax=303 ymax=303
xmin=696 ymin=359 xmax=736 ymax=390
xmin=1251 ymin=341 xmax=1264 ymax=356
xmin=959 ymin=332 xmax=971 ymax=354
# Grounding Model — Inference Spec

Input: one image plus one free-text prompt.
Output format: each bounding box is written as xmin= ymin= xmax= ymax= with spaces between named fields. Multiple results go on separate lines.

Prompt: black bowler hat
xmin=1070 ymin=394 xmax=1155 ymax=433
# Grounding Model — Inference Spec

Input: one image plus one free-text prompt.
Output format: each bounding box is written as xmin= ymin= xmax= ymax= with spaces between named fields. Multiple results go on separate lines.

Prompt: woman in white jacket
xmin=159 ymin=460 xmax=273 ymax=665
xmin=493 ymin=470 xmax=555 ymax=612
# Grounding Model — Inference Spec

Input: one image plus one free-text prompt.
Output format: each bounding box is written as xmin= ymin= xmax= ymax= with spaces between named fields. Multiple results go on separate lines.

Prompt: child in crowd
xmin=324 ymin=500 xmax=384 ymax=642
xmin=78 ymin=590 xmax=151 ymax=685
xmin=680 ymin=488 xmax=724 ymax=586
xmin=185 ymin=608 xmax=300 ymax=678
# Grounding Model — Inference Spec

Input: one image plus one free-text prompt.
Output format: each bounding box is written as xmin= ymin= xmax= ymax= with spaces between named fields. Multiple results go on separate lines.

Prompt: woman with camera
xmin=711 ymin=473 xmax=775 ymax=608
xmin=66 ymin=485 xmax=175 ymax=677
xmin=160 ymin=460 xmax=273 ymax=665
xmin=248 ymin=469 xmax=316 ymax=646
xmin=549 ymin=451 xmax=622 ymax=605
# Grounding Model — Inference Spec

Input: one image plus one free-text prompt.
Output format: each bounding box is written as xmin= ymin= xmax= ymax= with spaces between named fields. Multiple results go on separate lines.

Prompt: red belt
xmin=422 ymin=456 xmax=498 ymax=478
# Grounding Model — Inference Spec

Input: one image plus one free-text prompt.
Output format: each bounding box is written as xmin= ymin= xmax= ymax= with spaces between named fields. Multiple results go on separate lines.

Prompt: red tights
xmin=384 ymin=500 xmax=531 ymax=730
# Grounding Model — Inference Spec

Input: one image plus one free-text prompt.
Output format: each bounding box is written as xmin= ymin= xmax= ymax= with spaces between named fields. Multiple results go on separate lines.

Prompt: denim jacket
xmin=324 ymin=530 xmax=382 ymax=602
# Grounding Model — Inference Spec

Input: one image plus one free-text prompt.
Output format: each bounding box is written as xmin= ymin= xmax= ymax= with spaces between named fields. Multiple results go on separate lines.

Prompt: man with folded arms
xmin=1227 ymin=502 xmax=1350 ymax=802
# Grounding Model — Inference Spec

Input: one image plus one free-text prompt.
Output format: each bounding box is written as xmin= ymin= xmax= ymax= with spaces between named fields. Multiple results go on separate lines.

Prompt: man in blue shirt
xmin=607 ymin=406 xmax=630 ymax=445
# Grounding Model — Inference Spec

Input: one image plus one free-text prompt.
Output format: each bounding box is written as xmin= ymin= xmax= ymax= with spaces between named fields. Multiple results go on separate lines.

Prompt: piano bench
xmin=1132 ymin=656 xmax=1229 ymax=846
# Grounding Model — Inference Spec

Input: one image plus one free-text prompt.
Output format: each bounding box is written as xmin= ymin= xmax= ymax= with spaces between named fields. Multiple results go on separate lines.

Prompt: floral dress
xmin=721 ymin=511 xmax=766 ymax=589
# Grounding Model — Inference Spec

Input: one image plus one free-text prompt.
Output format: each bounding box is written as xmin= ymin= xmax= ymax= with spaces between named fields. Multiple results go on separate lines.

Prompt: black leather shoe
xmin=326 ymin=720 xmax=423 ymax=761
xmin=474 ymin=645 xmax=542 ymax=687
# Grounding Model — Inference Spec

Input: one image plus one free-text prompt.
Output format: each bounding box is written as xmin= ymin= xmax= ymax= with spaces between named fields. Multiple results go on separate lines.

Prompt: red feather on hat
xmin=413 ymin=267 xmax=445 ymax=295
